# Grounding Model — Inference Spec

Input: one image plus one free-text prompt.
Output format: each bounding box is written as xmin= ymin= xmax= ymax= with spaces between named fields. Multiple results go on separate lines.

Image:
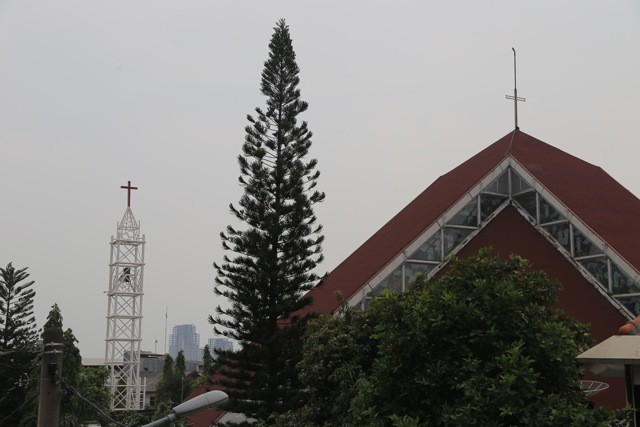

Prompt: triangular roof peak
xmin=299 ymin=130 xmax=640 ymax=318
xmin=117 ymin=207 xmax=141 ymax=240
xmin=507 ymin=130 xmax=640 ymax=269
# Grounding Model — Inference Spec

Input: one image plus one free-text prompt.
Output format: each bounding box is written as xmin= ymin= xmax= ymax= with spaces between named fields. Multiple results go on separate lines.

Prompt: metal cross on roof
xmin=505 ymin=47 xmax=526 ymax=130
xmin=120 ymin=180 xmax=138 ymax=207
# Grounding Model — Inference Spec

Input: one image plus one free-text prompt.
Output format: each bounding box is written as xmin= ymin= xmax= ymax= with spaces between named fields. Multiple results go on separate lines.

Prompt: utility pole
xmin=38 ymin=325 xmax=63 ymax=427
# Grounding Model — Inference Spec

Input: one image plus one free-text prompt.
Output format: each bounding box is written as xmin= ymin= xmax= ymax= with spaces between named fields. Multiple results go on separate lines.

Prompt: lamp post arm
xmin=141 ymin=414 xmax=177 ymax=427
xmin=141 ymin=391 xmax=228 ymax=427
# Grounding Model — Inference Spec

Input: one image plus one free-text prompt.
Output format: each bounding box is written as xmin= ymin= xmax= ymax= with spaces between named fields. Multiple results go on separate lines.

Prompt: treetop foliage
xmin=44 ymin=303 xmax=63 ymax=329
xmin=202 ymin=344 xmax=216 ymax=376
xmin=211 ymin=18 xmax=324 ymax=341
xmin=281 ymin=249 xmax=626 ymax=426
xmin=0 ymin=262 xmax=38 ymax=350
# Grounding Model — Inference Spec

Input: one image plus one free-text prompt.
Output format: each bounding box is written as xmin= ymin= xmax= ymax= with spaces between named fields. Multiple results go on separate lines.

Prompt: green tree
xmin=175 ymin=350 xmax=186 ymax=377
xmin=0 ymin=262 xmax=38 ymax=425
xmin=192 ymin=345 xmax=219 ymax=389
xmin=209 ymin=19 xmax=324 ymax=422
xmin=286 ymin=250 xmax=625 ymax=426
xmin=202 ymin=344 xmax=215 ymax=376
xmin=156 ymin=354 xmax=176 ymax=405
xmin=21 ymin=304 xmax=110 ymax=426
xmin=156 ymin=351 xmax=194 ymax=406
xmin=174 ymin=350 xmax=191 ymax=403
xmin=292 ymin=308 xmax=377 ymax=426
xmin=57 ymin=328 xmax=110 ymax=426
xmin=0 ymin=262 xmax=38 ymax=350
xmin=44 ymin=302 xmax=63 ymax=329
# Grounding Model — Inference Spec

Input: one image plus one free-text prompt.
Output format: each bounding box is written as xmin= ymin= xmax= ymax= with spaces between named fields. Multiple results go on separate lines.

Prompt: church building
xmin=188 ymin=128 xmax=640 ymax=424
xmin=298 ymin=128 xmax=640 ymax=409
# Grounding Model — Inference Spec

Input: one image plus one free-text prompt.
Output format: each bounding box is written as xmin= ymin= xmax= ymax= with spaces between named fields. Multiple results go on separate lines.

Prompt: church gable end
xmin=350 ymin=160 xmax=640 ymax=319
xmin=302 ymin=131 xmax=640 ymax=323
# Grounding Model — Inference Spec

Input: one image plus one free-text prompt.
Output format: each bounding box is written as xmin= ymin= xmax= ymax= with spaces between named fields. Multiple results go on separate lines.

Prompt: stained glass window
xmin=611 ymin=264 xmax=640 ymax=295
xmin=404 ymin=262 xmax=435 ymax=288
xmin=543 ymin=222 xmax=571 ymax=252
xmin=480 ymin=194 xmax=507 ymax=221
xmin=447 ymin=199 xmax=478 ymax=227
xmin=409 ymin=233 xmax=441 ymax=262
xmin=359 ymin=163 xmax=640 ymax=320
xmin=513 ymin=192 xmax=537 ymax=220
xmin=510 ymin=171 xmax=532 ymax=195
xmin=573 ymin=229 xmax=603 ymax=258
xmin=539 ymin=197 xmax=564 ymax=224
xmin=578 ymin=257 xmax=609 ymax=287
xmin=444 ymin=227 xmax=473 ymax=256
xmin=484 ymin=170 xmax=509 ymax=195
xmin=369 ymin=266 xmax=403 ymax=297
xmin=617 ymin=296 xmax=640 ymax=316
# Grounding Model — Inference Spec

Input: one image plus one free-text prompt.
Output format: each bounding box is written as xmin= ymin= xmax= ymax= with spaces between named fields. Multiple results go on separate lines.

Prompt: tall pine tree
xmin=0 ymin=262 xmax=38 ymax=350
xmin=0 ymin=262 xmax=38 ymax=425
xmin=209 ymin=19 xmax=324 ymax=421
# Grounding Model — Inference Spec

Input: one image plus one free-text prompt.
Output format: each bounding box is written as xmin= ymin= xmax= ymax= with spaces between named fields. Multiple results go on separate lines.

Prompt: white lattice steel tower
xmin=105 ymin=181 xmax=146 ymax=410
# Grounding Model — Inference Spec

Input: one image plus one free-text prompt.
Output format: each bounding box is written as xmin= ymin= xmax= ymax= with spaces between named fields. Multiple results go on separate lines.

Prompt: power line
xmin=0 ymin=392 xmax=36 ymax=425
xmin=59 ymin=377 xmax=127 ymax=427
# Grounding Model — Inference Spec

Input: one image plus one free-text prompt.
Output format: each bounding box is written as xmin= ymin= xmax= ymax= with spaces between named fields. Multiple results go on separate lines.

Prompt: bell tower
xmin=104 ymin=180 xmax=145 ymax=410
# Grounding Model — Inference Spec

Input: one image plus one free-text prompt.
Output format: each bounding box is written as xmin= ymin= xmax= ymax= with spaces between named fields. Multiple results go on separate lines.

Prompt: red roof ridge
xmin=186 ymin=372 xmax=229 ymax=427
xmin=296 ymin=129 xmax=640 ymax=318
xmin=294 ymin=131 xmax=516 ymax=317
xmin=509 ymin=132 xmax=640 ymax=273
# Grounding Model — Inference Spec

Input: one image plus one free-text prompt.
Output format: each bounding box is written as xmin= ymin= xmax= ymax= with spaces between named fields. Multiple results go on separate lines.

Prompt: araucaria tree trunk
xmin=209 ymin=19 xmax=325 ymax=422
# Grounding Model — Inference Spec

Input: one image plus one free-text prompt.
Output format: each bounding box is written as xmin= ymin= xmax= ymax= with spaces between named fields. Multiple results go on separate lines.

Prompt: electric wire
xmin=0 ymin=375 xmax=38 ymax=408
xmin=58 ymin=376 xmax=128 ymax=427
xmin=0 ymin=391 xmax=36 ymax=425
xmin=505 ymin=128 xmax=517 ymax=156
xmin=0 ymin=383 xmax=21 ymax=405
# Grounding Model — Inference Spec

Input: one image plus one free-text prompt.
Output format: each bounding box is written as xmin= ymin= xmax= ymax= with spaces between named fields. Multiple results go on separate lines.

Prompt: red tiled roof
xmin=298 ymin=130 xmax=640 ymax=317
xmin=508 ymin=132 xmax=640 ymax=269
xmin=186 ymin=373 xmax=227 ymax=427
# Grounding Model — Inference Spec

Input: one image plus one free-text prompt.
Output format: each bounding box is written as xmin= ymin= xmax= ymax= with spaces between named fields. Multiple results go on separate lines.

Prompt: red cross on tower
xmin=120 ymin=180 xmax=138 ymax=207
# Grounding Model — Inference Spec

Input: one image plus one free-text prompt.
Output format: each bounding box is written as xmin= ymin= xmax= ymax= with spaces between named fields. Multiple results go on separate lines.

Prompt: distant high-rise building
xmin=169 ymin=324 xmax=200 ymax=362
xmin=208 ymin=337 xmax=234 ymax=356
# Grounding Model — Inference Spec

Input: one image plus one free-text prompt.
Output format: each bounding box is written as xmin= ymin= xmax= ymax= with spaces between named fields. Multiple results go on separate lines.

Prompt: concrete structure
xmin=139 ymin=352 xmax=165 ymax=409
xmin=170 ymin=324 xmax=201 ymax=362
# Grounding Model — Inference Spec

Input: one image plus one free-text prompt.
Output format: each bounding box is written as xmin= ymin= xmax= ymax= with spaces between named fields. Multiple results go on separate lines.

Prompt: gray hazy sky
xmin=1 ymin=1 xmax=639 ymax=357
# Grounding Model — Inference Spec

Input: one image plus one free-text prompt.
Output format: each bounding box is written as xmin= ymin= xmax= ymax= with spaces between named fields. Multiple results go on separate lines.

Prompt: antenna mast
xmin=164 ymin=306 xmax=168 ymax=354
xmin=505 ymin=47 xmax=526 ymax=130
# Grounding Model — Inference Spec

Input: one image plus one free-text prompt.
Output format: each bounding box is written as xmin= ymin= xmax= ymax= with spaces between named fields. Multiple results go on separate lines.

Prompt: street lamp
xmin=142 ymin=390 xmax=229 ymax=427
